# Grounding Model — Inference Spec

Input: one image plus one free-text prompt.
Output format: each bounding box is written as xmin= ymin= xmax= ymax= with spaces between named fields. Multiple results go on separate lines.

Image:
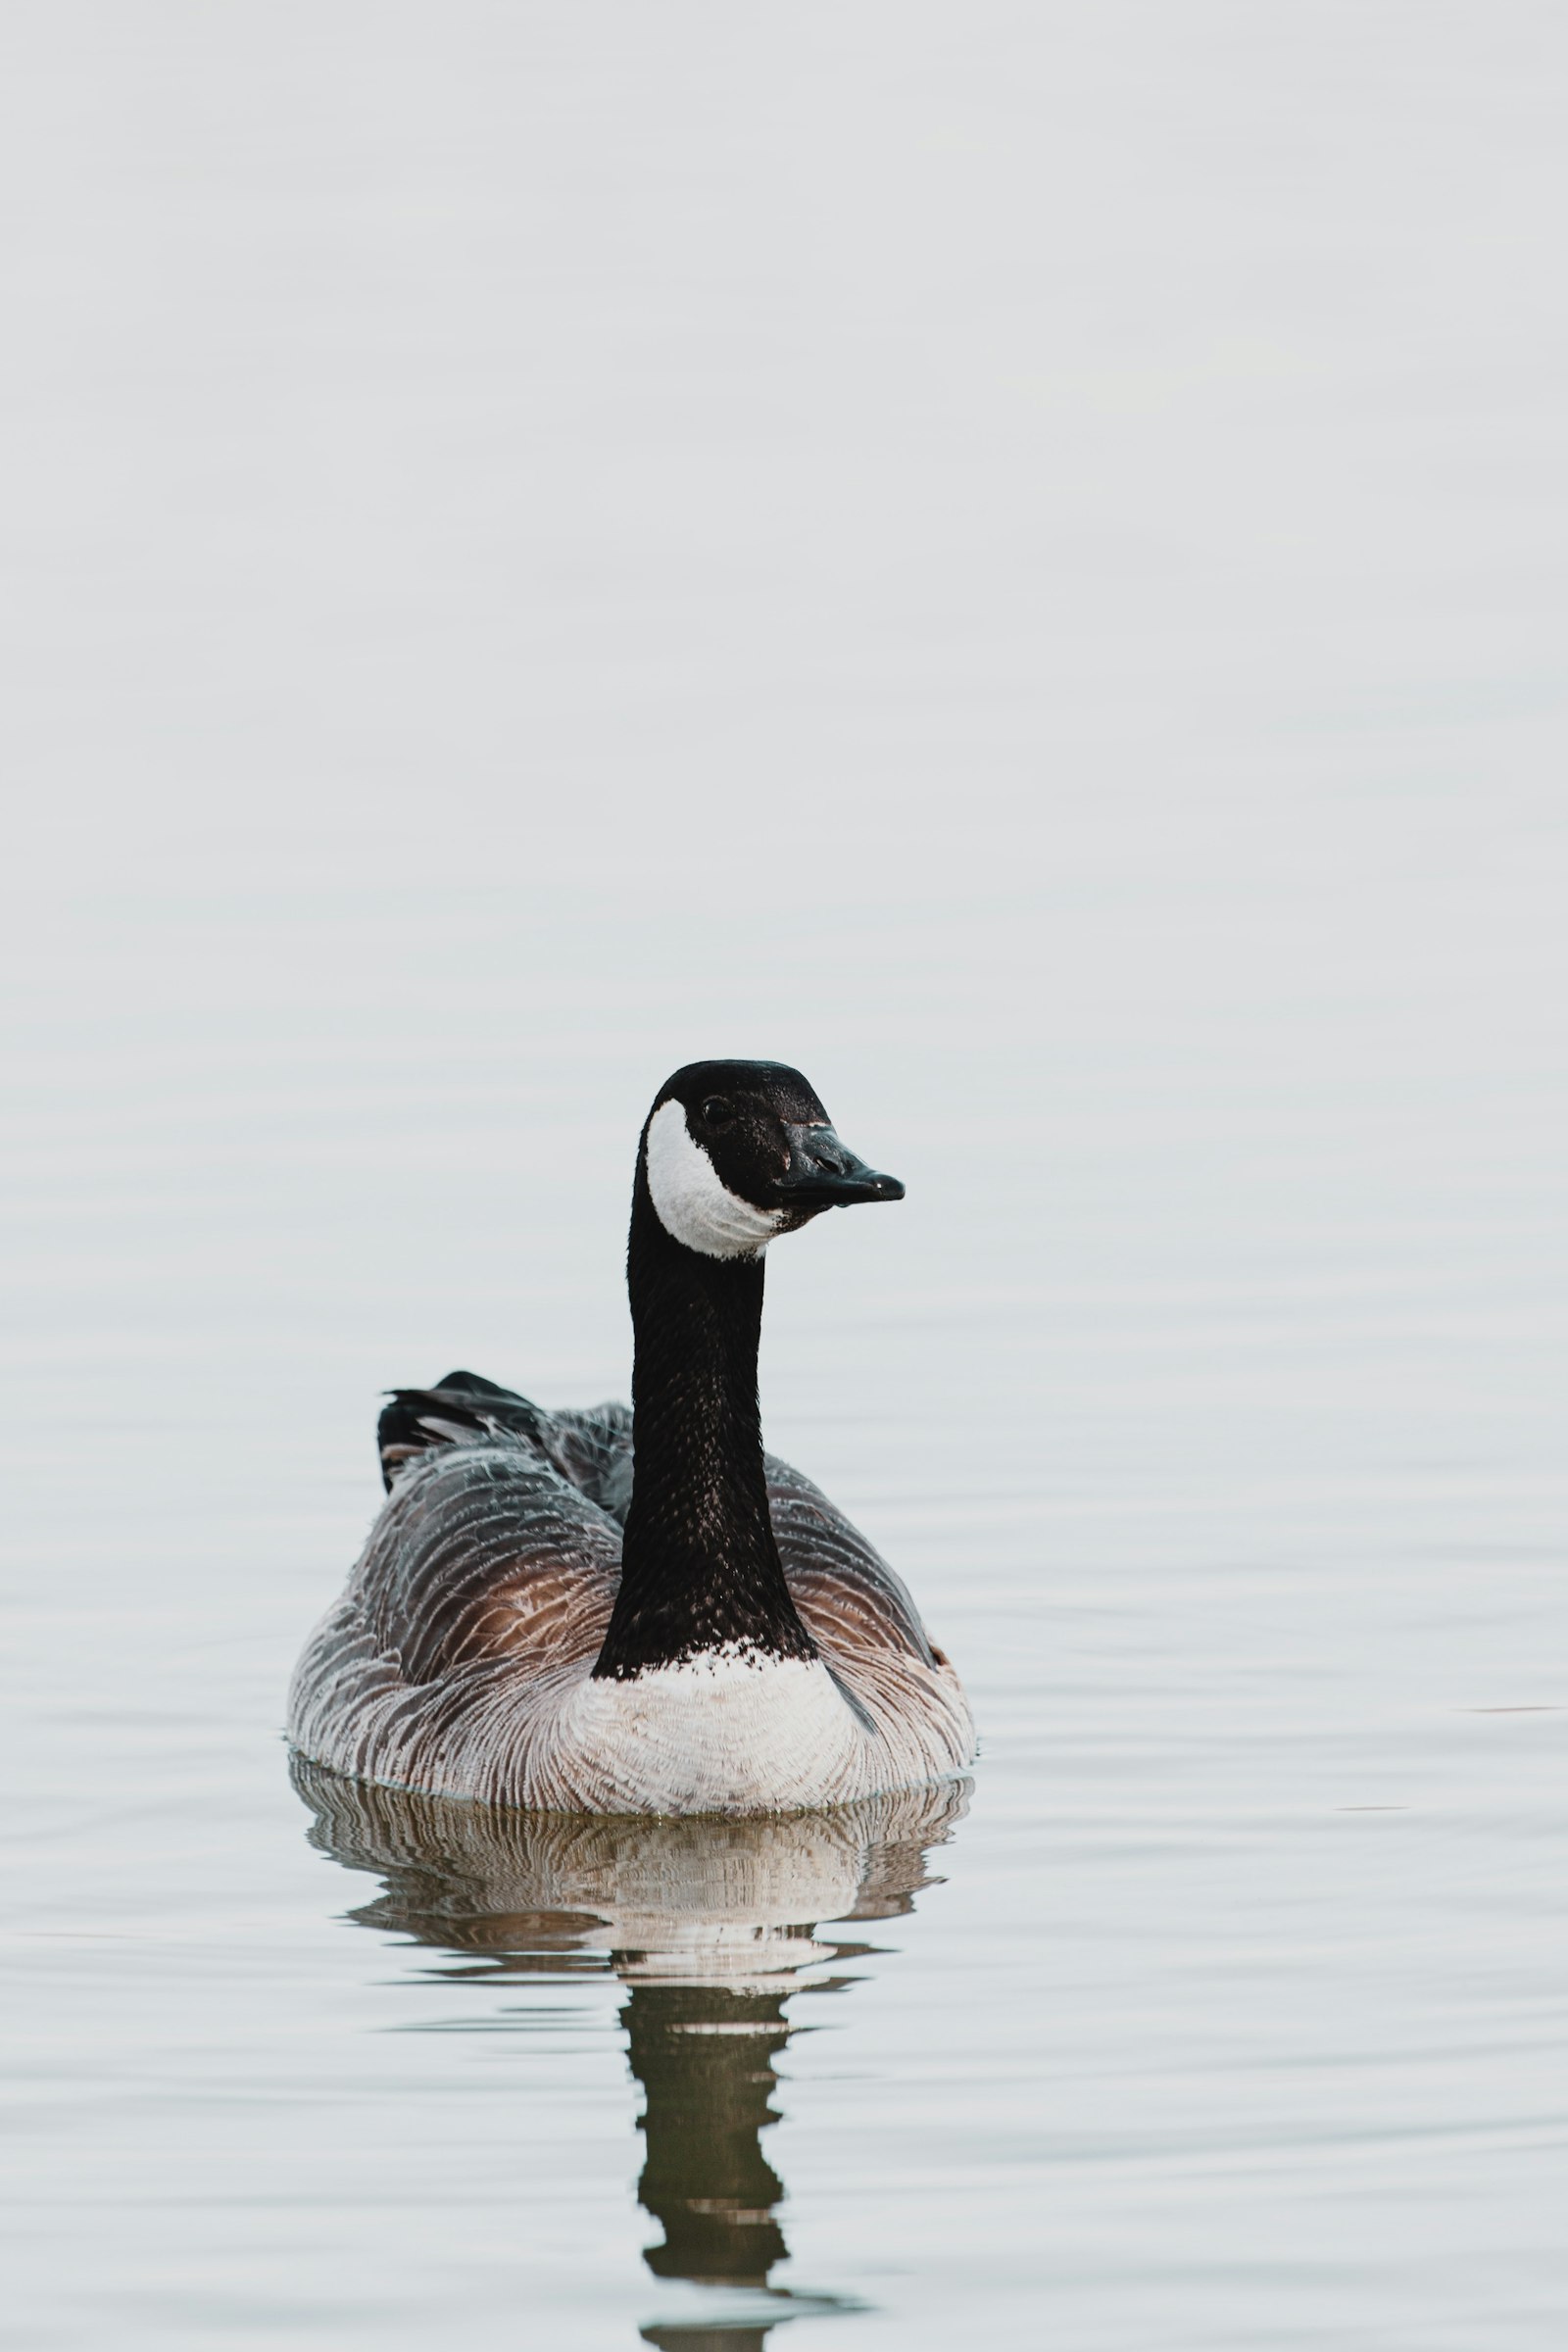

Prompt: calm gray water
xmin=3 ymin=8 xmax=1567 ymax=2346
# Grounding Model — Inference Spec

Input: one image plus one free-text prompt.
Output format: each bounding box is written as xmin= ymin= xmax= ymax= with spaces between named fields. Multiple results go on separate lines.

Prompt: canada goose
xmin=287 ymin=1060 xmax=976 ymax=1814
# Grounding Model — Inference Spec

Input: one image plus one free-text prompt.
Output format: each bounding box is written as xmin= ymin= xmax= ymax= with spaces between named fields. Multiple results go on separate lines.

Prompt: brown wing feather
xmin=364 ymin=1443 xmax=620 ymax=1679
xmin=764 ymin=1454 xmax=939 ymax=1668
xmin=287 ymin=1431 xmax=623 ymax=1789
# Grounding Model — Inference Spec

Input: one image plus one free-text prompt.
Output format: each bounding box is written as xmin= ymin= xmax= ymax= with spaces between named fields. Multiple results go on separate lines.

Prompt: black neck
xmin=591 ymin=1165 xmax=816 ymax=1679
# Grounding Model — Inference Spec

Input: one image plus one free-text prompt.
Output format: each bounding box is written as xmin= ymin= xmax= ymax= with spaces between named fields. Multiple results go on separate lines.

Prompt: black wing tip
xmin=375 ymin=1373 xmax=545 ymax=1491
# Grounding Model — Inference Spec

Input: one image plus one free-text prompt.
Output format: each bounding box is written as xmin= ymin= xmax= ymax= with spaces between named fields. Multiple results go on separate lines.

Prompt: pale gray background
xmin=3 ymin=6 xmax=1566 ymax=2347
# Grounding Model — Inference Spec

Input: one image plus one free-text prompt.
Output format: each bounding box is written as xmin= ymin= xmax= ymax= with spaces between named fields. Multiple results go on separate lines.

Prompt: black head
xmin=641 ymin=1059 xmax=904 ymax=1260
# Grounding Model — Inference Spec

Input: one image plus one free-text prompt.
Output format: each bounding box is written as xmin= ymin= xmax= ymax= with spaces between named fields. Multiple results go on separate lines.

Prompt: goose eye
xmin=700 ymin=1096 xmax=733 ymax=1126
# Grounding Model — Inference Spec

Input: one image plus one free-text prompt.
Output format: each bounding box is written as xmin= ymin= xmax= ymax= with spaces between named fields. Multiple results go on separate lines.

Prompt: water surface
xmin=3 ymin=6 xmax=1567 ymax=2345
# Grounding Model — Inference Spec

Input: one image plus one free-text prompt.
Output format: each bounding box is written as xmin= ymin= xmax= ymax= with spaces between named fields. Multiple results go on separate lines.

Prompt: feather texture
xmin=287 ymin=1390 xmax=975 ymax=1814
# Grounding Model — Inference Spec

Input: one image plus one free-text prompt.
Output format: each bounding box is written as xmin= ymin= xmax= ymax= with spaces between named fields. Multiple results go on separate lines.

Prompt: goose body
xmin=287 ymin=1061 xmax=976 ymax=1815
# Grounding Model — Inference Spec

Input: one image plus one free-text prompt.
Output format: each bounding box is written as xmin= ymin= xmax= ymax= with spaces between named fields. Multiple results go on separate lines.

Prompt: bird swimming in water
xmin=287 ymin=1059 xmax=976 ymax=1815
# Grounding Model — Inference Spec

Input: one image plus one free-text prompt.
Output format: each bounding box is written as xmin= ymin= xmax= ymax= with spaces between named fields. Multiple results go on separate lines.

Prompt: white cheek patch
xmin=644 ymin=1100 xmax=782 ymax=1259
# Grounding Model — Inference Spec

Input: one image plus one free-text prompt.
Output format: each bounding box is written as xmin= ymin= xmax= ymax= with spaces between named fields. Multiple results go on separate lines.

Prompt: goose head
xmin=641 ymin=1059 xmax=905 ymax=1261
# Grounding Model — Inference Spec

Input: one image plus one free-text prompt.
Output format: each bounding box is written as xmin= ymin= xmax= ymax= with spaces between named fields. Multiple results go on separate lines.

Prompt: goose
xmin=287 ymin=1060 xmax=976 ymax=1814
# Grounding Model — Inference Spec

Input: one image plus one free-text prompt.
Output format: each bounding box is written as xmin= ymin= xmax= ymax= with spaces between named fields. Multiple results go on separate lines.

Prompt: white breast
xmin=547 ymin=1648 xmax=869 ymax=1813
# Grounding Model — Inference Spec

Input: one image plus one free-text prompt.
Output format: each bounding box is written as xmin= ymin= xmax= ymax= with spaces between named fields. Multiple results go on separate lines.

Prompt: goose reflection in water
xmin=292 ymin=1759 xmax=968 ymax=2347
